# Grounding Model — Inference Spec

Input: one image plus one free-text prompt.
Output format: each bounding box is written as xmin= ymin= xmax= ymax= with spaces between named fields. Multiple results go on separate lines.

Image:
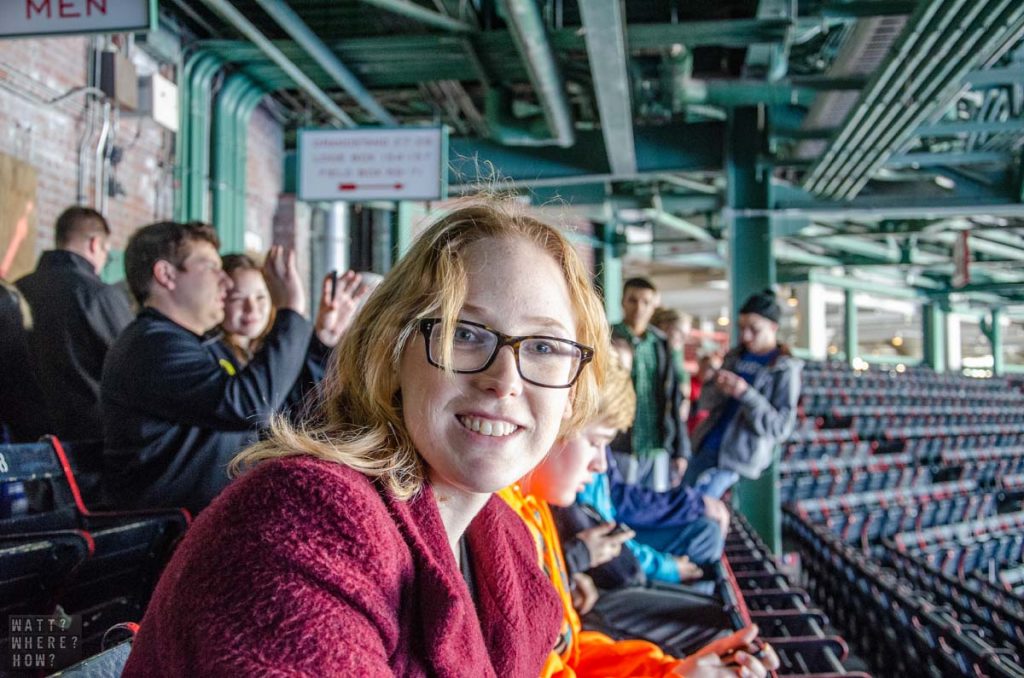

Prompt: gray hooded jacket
xmin=691 ymin=345 xmax=803 ymax=479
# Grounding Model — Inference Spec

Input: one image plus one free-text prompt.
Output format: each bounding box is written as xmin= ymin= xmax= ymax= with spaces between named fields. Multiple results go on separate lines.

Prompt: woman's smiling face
xmin=399 ymin=236 xmax=578 ymax=497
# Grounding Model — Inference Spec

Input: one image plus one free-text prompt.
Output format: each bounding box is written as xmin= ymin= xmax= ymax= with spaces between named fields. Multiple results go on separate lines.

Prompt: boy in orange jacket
xmin=499 ymin=354 xmax=778 ymax=677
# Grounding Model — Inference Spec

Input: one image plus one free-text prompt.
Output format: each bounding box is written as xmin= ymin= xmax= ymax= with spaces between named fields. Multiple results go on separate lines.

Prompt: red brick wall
xmin=0 ymin=36 xmax=284 ymax=275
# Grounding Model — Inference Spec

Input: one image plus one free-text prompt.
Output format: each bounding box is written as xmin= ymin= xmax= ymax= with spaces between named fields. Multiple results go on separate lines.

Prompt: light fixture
xmin=895 ymin=363 xmax=906 ymax=373
xmin=716 ymin=315 xmax=730 ymax=327
xmin=891 ymin=335 xmax=904 ymax=348
xmin=827 ymin=345 xmax=839 ymax=355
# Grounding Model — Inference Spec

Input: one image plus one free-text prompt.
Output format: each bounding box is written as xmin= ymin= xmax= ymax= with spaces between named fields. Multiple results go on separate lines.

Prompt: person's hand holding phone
xmin=576 ymin=522 xmax=635 ymax=568
xmin=714 ymin=369 xmax=748 ymax=398
xmin=671 ymin=625 xmax=779 ymax=677
xmin=316 ymin=269 xmax=371 ymax=347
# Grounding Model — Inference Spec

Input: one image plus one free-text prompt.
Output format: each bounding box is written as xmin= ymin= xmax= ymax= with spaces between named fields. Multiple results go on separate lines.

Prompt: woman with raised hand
xmin=121 ymin=196 xmax=608 ymax=677
xmin=216 ymin=252 xmax=370 ymax=418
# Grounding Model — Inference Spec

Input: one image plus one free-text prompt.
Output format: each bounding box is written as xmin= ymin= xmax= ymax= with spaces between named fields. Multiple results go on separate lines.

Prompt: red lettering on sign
xmin=87 ymin=0 xmax=107 ymax=14
xmin=58 ymin=0 xmax=80 ymax=17
xmin=26 ymin=0 xmax=51 ymax=19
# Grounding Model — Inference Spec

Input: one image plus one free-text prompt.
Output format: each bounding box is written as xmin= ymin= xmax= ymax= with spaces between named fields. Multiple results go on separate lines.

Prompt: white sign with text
xmin=1 ymin=0 xmax=153 ymax=38
xmin=298 ymin=127 xmax=446 ymax=202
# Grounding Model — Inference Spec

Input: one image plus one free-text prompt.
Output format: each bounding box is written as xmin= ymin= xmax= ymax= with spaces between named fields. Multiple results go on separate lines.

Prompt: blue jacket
xmin=576 ymin=449 xmax=707 ymax=584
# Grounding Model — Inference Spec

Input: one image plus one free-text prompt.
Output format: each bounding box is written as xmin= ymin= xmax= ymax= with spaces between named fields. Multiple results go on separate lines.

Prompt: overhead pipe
xmin=179 ymin=52 xmax=224 ymax=222
xmin=357 ymin=0 xmax=473 ymax=33
xmin=213 ymin=74 xmax=267 ymax=250
xmin=498 ymin=0 xmax=575 ymax=147
xmin=252 ymin=0 xmax=396 ymax=125
xmin=94 ymin=100 xmax=112 ymax=210
xmin=831 ymin=0 xmax=1024 ymax=198
xmin=197 ymin=0 xmax=354 ymax=127
xmin=805 ymin=0 xmax=1024 ymax=200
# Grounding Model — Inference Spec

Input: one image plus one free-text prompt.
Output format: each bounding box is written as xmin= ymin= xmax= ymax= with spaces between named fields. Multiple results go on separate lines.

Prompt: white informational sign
xmin=298 ymin=127 xmax=447 ymax=202
xmin=1 ymin=0 xmax=154 ymax=38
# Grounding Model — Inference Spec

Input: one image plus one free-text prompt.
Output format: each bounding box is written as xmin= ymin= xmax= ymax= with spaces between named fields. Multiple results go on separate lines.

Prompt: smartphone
xmin=607 ymin=521 xmax=632 ymax=536
xmin=328 ymin=270 xmax=338 ymax=299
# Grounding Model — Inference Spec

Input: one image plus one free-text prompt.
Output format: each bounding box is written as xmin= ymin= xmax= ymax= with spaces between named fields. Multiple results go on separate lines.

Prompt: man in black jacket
xmin=101 ymin=221 xmax=312 ymax=514
xmin=17 ymin=206 xmax=134 ymax=441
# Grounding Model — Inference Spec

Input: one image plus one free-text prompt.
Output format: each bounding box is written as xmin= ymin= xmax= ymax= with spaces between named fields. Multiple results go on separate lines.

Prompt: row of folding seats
xmin=891 ymin=511 xmax=1024 ymax=554
xmin=0 ymin=438 xmax=189 ymax=666
xmin=784 ymin=510 xmax=1024 ymax=678
xmin=719 ymin=514 xmax=868 ymax=677
xmin=801 ymin=391 xmax=1021 ymax=416
xmin=779 ymin=454 xmax=926 ymax=503
xmin=802 ymin=363 xmax=1013 ymax=389
xmin=953 ymin=456 xmax=1024 ymax=486
xmin=881 ymin=544 xmax=1024 ymax=651
xmin=793 ymin=480 xmax=997 ymax=549
xmin=899 ymin=431 xmax=1024 ymax=460
xmin=782 ymin=438 xmax=874 ymax=463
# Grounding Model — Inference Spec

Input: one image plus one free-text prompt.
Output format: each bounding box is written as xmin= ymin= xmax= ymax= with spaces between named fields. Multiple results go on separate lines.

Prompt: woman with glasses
xmin=121 ymin=196 xmax=608 ymax=677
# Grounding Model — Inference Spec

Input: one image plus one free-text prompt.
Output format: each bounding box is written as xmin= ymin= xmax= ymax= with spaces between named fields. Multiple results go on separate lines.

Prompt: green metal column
xmin=392 ymin=202 xmax=416 ymax=264
xmin=595 ymin=222 xmax=623 ymax=324
xmin=983 ymin=308 xmax=1005 ymax=376
xmin=922 ymin=302 xmax=946 ymax=373
xmin=844 ymin=289 xmax=858 ymax=366
xmin=727 ymin=106 xmax=780 ymax=555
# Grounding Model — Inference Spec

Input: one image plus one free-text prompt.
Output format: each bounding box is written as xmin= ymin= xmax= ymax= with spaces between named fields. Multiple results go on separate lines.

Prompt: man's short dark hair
xmin=55 ymin=206 xmax=110 ymax=248
xmin=125 ymin=221 xmax=220 ymax=304
xmin=622 ymin=277 xmax=657 ymax=294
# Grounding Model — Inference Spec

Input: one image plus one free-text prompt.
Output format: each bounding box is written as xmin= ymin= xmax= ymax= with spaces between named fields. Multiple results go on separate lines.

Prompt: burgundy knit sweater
xmin=122 ymin=456 xmax=563 ymax=676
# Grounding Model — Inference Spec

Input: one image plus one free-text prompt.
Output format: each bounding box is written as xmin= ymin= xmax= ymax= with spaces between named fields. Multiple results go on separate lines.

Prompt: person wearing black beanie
xmin=739 ymin=289 xmax=781 ymax=324
xmin=680 ymin=288 xmax=803 ymax=498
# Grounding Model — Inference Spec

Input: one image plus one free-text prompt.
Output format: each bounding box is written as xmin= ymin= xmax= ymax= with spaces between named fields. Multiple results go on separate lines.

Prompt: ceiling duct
xmin=803 ymin=0 xmax=1024 ymax=201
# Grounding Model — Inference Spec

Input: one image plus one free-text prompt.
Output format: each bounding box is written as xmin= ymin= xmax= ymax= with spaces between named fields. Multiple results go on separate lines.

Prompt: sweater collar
xmin=384 ymin=484 xmax=560 ymax=677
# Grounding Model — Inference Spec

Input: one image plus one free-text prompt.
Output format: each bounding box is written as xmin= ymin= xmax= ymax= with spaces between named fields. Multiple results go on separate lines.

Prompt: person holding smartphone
xmin=683 ymin=289 xmax=804 ymax=498
xmin=502 ymin=351 xmax=778 ymax=677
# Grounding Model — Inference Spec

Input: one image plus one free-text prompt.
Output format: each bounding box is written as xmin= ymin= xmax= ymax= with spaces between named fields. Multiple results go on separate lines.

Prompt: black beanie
xmin=739 ymin=288 xmax=780 ymax=323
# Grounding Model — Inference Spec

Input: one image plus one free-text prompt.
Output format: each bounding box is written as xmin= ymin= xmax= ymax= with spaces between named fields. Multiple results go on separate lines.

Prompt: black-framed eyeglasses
xmin=419 ymin=318 xmax=594 ymax=389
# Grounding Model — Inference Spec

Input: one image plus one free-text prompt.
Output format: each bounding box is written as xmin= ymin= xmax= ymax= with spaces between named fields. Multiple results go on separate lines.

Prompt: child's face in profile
xmin=524 ymin=422 xmax=618 ymax=507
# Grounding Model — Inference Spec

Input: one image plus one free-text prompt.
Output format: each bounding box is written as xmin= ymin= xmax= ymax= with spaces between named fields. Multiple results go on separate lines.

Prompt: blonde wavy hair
xmin=595 ymin=349 xmax=636 ymax=432
xmin=232 ymin=195 xmax=609 ymax=499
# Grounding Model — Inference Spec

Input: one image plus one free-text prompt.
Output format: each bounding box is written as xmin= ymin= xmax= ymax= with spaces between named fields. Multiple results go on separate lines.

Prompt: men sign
xmin=298 ymin=127 xmax=447 ymax=202
xmin=1 ymin=0 xmax=156 ymax=39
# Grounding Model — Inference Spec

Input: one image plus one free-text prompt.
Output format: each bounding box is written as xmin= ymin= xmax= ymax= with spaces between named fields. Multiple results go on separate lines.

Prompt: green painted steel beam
xmin=198 ymin=0 xmax=354 ymax=126
xmin=771 ymin=127 xmax=838 ymax=140
xmin=579 ymin=0 xmax=636 ymax=175
xmin=805 ymin=0 xmax=1024 ymax=200
xmin=886 ymin=151 xmax=1013 ymax=169
xmin=844 ymin=289 xmax=858 ymax=366
xmin=964 ymin=67 xmax=1024 ymax=87
xmin=616 ymin=18 xmax=792 ymax=49
xmin=916 ymin=119 xmax=1024 ymax=136
xmin=254 ymin=0 xmax=397 ymax=125
xmin=448 ymin=122 xmax=724 ymax=186
xmin=982 ymin=308 xmax=1005 ymax=375
xmin=393 ymin=202 xmax=416 ymax=263
xmin=818 ymin=1 xmax=920 ymax=18
xmin=595 ymin=223 xmax=624 ymax=324
xmin=727 ymin=106 xmax=780 ymax=556
xmin=356 ymin=0 xmax=473 ymax=33
xmin=922 ymin=302 xmax=946 ymax=372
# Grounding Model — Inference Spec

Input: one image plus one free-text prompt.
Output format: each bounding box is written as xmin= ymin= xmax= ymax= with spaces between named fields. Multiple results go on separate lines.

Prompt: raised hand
xmin=263 ymin=245 xmax=306 ymax=316
xmin=315 ymin=270 xmax=372 ymax=348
